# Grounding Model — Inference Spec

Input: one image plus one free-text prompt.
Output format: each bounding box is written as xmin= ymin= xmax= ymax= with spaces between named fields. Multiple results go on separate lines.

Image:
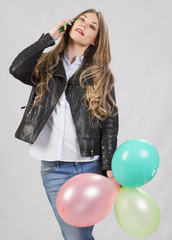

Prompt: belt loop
xmin=74 ymin=162 xmax=80 ymax=174
xmin=55 ymin=161 xmax=60 ymax=168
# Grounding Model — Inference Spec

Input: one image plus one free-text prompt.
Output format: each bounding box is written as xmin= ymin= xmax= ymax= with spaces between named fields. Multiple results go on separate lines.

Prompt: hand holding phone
xmin=59 ymin=19 xmax=76 ymax=32
xmin=48 ymin=19 xmax=76 ymax=41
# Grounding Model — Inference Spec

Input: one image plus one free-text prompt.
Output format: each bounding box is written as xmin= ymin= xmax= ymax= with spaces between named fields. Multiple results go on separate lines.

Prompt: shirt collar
xmin=64 ymin=51 xmax=84 ymax=65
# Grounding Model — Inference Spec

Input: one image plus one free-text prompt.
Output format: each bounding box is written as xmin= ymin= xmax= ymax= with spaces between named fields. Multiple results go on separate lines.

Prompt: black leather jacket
xmin=9 ymin=33 xmax=119 ymax=173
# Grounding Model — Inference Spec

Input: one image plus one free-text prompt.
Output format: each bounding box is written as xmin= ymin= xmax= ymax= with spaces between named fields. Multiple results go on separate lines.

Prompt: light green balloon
xmin=114 ymin=187 xmax=160 ymax=238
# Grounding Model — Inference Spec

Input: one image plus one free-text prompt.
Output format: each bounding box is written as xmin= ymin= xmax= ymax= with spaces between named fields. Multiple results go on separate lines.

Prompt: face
xmin=69 ymin=12 xmax=99 ymax=48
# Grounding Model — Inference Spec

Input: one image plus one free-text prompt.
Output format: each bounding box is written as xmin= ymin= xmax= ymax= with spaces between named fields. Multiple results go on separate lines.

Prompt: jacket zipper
xmin=91 ymin=118 xmax=94 ymax=159
xmin=21 ymin=100 xmax=36 ymax=113
xmin=28 ymin=98 xmax=37 ymax=115
xmin=91 ymin=120 xmax=102 ymax=158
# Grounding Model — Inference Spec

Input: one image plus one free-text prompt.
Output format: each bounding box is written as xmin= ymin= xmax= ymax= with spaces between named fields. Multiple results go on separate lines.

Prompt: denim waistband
xmin=41 ymin=158 xmax=100 ymax=168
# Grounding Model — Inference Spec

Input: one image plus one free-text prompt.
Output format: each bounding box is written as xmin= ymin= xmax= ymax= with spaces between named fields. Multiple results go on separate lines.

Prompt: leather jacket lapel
xmin=52 ymin=57 xmax=93 ymax=86
xmin=52 ymin=59 xmax=67 ymax=79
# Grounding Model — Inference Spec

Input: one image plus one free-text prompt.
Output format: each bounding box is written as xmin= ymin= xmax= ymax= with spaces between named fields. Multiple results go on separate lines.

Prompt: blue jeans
xmin=40 ymin=158 xmax=103 ymax=240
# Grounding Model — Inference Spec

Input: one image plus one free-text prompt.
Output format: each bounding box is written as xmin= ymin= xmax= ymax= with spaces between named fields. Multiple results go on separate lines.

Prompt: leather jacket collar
xmin=52 ymin=56 xmax=92 ymax=85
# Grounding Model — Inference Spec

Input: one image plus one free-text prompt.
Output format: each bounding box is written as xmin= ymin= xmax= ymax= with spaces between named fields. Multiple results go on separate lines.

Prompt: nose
xmin=80 ymin=23 xmax=86 ymax=28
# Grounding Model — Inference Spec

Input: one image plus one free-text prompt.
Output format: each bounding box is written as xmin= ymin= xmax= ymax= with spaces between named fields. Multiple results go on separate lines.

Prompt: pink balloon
xmin=56 ymin=173 xmax=120 ymax=227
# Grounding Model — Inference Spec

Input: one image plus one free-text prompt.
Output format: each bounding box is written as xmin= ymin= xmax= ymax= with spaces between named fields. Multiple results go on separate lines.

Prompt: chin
xmin=69 ymin=36 xmax=84 ymax=46
xmin=70 ymin=33 xmax=90 ymax=47
xmin=69 ymin=30 xmax=83 ymax=41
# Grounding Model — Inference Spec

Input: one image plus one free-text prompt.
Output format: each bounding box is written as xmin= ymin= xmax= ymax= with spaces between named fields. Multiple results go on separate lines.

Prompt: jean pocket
xmin=40 ymin=164 xmax=56 ymax=176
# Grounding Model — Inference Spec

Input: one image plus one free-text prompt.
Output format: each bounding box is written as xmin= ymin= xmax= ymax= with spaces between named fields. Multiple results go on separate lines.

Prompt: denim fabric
xmin=40 ymin=158 xmax=103 ymax=240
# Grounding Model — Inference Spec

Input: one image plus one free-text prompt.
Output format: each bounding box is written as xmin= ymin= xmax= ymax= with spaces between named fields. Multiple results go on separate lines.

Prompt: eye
xmin=79 ymin=17 xmax=84 ymax=22
xmin=90 ymin=25 xmax=96 ymax=30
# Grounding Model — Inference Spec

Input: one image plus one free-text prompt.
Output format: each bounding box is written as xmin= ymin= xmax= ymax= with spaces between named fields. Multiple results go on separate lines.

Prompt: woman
xmin=9 ymin=8 xmax=119 ymax=240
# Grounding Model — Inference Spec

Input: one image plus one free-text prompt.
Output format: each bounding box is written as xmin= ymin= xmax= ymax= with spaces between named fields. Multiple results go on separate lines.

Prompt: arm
xmin=9 ymin=19 xmax=74 ymax=86
xmin=100 ymin=85 xmax=119 ymax=173
xmin=9 ymin=19 xmax=75 ymax=86
xmin=9 ymin=33 xmax=55 ymax=86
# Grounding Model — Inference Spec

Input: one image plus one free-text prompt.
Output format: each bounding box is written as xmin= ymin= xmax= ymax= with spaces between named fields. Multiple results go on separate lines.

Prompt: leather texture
xmin=9 ymin=33 xmax=119 ymax=172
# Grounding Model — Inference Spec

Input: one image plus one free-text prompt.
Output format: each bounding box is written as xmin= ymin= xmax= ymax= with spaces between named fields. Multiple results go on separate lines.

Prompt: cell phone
xmin=59 ymin=19 xmax=76 ymax=33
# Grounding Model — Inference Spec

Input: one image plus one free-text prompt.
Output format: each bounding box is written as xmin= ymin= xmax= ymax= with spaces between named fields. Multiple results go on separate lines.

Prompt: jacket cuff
xmin=38 ymin=32 xmax=55 ymax=47
xmin=102 ymin=170 xmax=108 ymax=177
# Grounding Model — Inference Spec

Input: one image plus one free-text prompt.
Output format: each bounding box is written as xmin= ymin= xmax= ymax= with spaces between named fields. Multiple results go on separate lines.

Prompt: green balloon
xmin=114 ymin=187 xmax=160 ymax=238
xmin=111 ymin=138 xmax=159 ymax=187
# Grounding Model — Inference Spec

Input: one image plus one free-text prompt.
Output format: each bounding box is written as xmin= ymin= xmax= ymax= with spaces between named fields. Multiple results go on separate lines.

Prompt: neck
xmin=66 ymin=38 xmax=88 ymax=64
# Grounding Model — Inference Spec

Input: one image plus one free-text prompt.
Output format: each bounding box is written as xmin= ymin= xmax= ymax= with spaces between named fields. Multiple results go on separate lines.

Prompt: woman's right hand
xmin=48 ymin=19 xmax=74 ymax=41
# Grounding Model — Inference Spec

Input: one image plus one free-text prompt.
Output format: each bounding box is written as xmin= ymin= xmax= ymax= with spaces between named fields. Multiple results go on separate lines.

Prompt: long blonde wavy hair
xmin=31 ymin=9 xmax=118 ymax=121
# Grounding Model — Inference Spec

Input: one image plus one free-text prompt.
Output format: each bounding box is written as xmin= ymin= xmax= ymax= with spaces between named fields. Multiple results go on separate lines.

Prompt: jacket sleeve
xmin=100 ymin=85 xmax=119 ymax=172
xmin=9 ymin=33 xmax=55 ymax=86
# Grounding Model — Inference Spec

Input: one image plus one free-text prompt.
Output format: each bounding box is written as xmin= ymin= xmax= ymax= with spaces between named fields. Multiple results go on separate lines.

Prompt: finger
xmin=58 ymin=19 xmax=74 ymax=32
xmin=59 ymin=22 xmax=67 ymax=32
xmin=59 ymin=30 xmax=65 ymax=36
xmin=65 ymin=19 xmax=74 ymax=24
xmin=60 ymin=19 xmax=72 ymax=24
xmin=63 ymin=19 xmax=75 ymax=26
xmin=63 ymin=20 xmax=73 ymax=30
xmin=64 ymin=23 xmax=67 ymax=31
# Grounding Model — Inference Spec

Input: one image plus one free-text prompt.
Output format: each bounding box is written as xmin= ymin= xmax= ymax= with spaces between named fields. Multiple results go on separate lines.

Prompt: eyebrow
xmin=82 ymin=14 xmax=98 ymax=26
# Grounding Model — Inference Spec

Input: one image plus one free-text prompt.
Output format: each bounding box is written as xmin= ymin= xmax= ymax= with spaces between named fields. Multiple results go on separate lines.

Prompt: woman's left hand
xmin=106 ymin=170 xmax=114 ymax=179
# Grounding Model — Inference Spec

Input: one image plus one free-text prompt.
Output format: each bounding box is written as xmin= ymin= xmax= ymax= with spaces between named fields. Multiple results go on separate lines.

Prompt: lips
xmin=75 ymin=28 xmax=84 ymax=36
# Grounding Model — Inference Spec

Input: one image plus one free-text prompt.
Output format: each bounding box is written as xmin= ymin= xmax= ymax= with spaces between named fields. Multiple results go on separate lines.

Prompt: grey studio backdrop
xmin=1 ymin=0 xmax=171 ymax=239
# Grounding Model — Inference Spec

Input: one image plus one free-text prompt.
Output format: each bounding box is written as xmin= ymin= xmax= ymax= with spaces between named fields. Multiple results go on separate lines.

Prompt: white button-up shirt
xmin=28 ymin=52 xmax=99 ymax=162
